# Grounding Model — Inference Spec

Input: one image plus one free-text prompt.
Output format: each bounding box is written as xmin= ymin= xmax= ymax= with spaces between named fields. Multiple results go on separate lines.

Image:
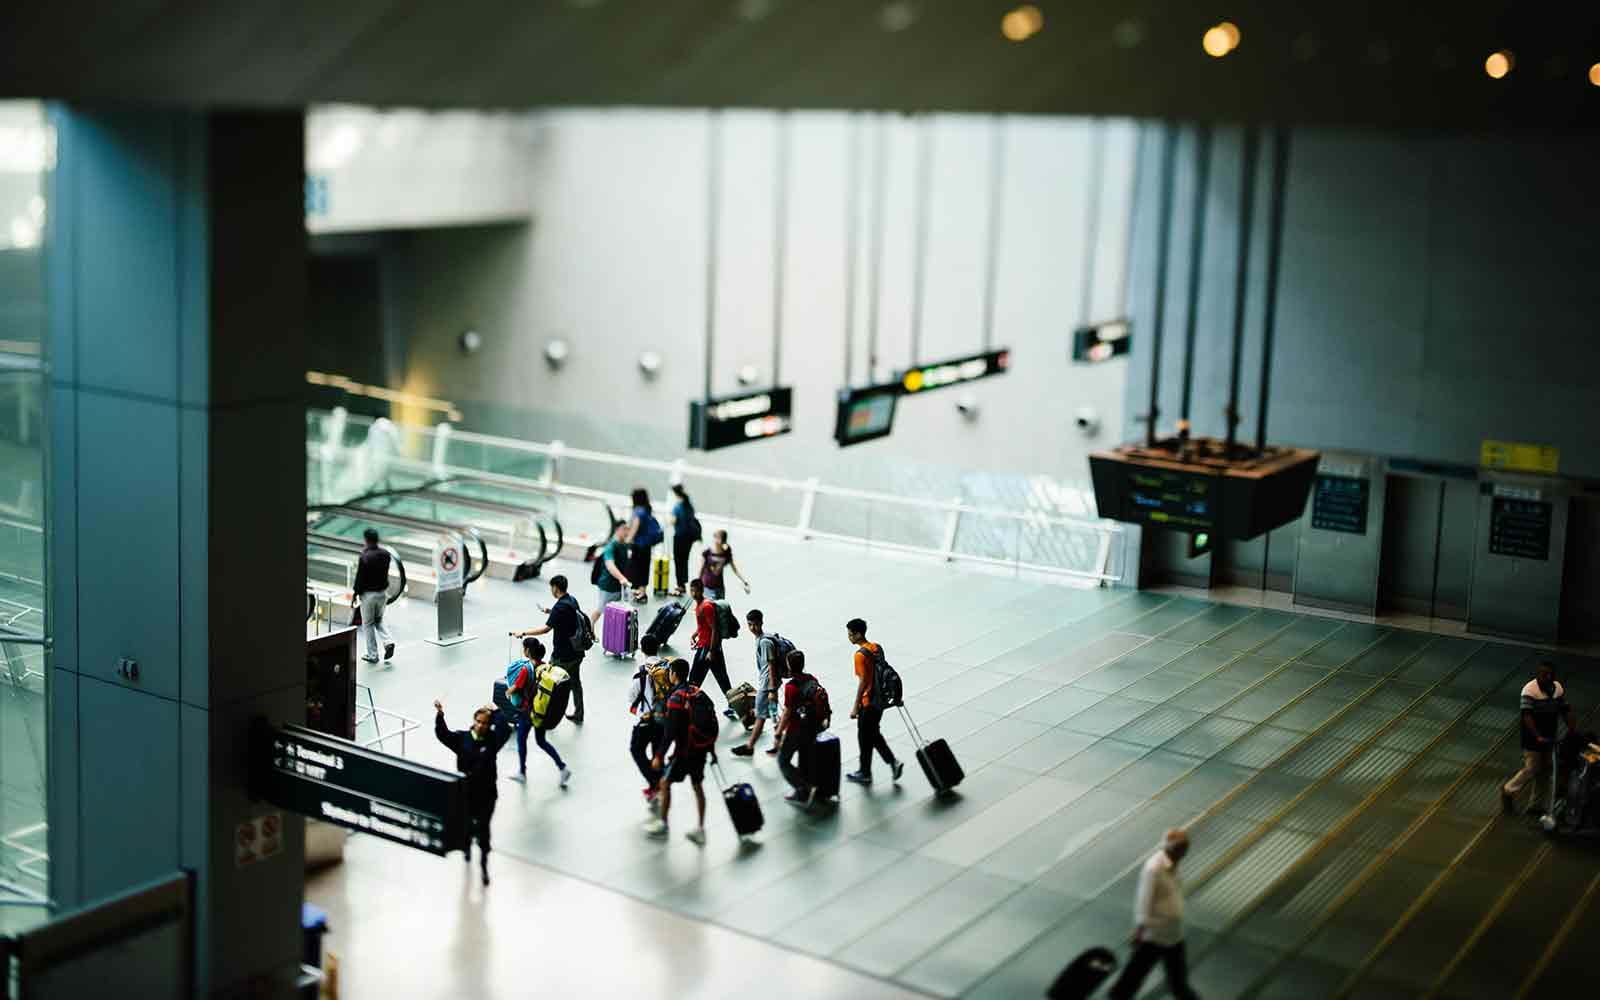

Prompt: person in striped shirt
xmin=1502 ymin=661 xmax=1575 ymax=815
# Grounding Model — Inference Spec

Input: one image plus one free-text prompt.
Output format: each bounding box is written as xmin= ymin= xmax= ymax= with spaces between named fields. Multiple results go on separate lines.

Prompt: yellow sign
xmin=1481 ymin=440 xmax=1559 ymax=474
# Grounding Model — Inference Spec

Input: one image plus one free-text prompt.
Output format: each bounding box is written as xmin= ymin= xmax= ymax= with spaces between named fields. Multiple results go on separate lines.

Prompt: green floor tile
xmin=1114 ymin=705 xmax=1209 ymax=748
xmin=1217 ymin=725 xmax=1306 ymax=769
xmin=997 ymin=726 xmax=1101 ymax=774
xmin=1047 ymin=737 xmax=1150 ymax=785
xmin=1061 ymin=694 xmax=1159 ymax=737
xmin=789 ymin=852 xmax=965 ymax=958
xmin=896 ymin=885 xmax=1079 ymax=995
xmin=832 ymin=868 xmax=1022 ymax=978
xmin=917 ymin=775 xmax=1092 ymax=868
xmin=1011 ymin=684 xmax=1109 ymax=726
xmin=1162 ymin=716 xmax=1256 ymax=758
xmin=1159 ymin=602 xmax=1258 ymax=645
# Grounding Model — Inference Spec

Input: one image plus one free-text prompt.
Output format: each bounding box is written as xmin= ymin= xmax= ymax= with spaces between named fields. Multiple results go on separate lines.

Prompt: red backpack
xmin=793 ymin=674 xmax=831 ymax=729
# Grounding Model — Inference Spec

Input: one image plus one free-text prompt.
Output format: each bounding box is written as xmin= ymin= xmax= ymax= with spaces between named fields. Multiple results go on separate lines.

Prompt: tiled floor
xmin=308 ymin=522 xmax=1600 ymax=999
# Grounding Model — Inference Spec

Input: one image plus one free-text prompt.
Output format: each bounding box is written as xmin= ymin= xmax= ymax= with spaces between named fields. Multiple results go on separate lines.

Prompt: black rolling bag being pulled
xmin=897 ymin=706 xmax=964 ymax=795
xmin=1046 ymin=946 xmax=1119 ymax=999
xmin=711 ymin=756 xmax=764 ymax=838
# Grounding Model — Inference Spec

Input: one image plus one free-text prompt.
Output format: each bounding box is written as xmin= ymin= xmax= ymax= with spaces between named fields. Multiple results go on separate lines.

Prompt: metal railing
xmin=355 ymin=684 xmax=419 ymax=755
xmin=308 ymin=408 xmax=1129 ymax=586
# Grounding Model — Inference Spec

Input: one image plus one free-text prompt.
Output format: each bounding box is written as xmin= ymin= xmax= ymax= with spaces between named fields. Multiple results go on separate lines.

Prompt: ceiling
xmin=3 ymin=1 xmax=1599 ymax=128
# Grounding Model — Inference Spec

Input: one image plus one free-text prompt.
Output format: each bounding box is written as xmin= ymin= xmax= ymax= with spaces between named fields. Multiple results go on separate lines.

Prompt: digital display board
xmin=833 ymin=385 xmax=900 ymax=447
xmin=897 ymin=348 xmax=1010 ymax=395
xmin=1489 ymin=497 xmax=1552 ymax=561
xmin=1072 ymin=319 xmax=1131 ymax=364
xmin=1310 ymin=474 xmax=1369 ymax=534
xmin=1123 ymin=468 xmax=1215 ymax=530
xmin=689 ymin=387 xmax=793 ymax=451
xmin=251 ymin=721 xmax=465 ymax=855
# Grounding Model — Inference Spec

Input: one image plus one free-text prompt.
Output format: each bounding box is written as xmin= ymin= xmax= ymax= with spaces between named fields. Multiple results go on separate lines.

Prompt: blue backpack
xmin=637 ymin=509 xmax=664 ymax=548
xmin=504 ymin=659 xmax=535 ymax=711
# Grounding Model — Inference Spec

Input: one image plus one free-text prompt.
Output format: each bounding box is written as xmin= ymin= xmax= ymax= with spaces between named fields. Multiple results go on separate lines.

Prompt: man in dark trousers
xmin=1109 ymin=829 xmax=1199 ymax=1000
xmin=434 ymin=699 xmax=513 ymax=886
xmin=353 ymin=527 xmax=395 ymax=664
xmin=687 ymin=578 xmax=737 ymax=720
xmin=845 ymin=617 xmax=903 ymax=786
xmin=776 ymin=650 xmax=827 ymax=808
xmin=517 ymin=574 xmax=586 ymax=724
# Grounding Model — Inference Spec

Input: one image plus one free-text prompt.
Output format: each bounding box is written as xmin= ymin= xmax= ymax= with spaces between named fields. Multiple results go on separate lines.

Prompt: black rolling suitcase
xmin=810 ymin=731 xmax=842 ymax=801
xmin=645 ymin=601 xmax=688 ymax=648
xmin=1046 ymin=946 xmax=1119 ymax=999
xmin=711 ymin=757 xmax=763 ymax=837
xmin=897 ymin=706 xmax=964 ymax=795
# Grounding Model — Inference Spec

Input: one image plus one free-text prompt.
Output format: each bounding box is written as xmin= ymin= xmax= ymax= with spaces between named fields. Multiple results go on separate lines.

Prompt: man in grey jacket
xmin=1109 ymin=828 xmax=1199 ymax=1000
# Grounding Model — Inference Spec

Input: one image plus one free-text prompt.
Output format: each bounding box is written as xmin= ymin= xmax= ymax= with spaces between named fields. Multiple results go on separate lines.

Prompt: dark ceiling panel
xmin=1 ymin=0 xmax=1598 ymax=128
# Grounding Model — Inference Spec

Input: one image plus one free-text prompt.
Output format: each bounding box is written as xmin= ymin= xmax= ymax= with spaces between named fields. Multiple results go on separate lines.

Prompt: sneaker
xmin=383 ymin=642 xmax=396 ymax=661
xmin=784 ymin=791 xmax=812 ymax=809
xmin=764 ymin=745 xmax=779 ymax=757
xmin=360 ymin=656 xmax=379 ymax=664
xmin=846 ymin=771 xmax=873 ymax=785
xmin=509 ymin=772 xmax=527 ymax=784
xmin=892 ymin=760 xmax=905 ymax=783
xmin=723 ymin=707 xmax=738 ymax=720
xmin=567 ymin=713 xmax=584 ymax=725
xmin=686 ymin=828 xmax=707 ymax=846
xmin=642 ymin=818 xmax=668 ymax=838
xmin=559 ymin=766 xmax=573 ymax=788
xmin=731 ymin=745 xmax=755 ymax=757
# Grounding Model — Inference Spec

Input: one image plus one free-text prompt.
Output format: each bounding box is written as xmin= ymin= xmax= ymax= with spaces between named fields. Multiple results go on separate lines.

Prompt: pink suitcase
xmin=602 ymin=601 xmax=638 ymax=657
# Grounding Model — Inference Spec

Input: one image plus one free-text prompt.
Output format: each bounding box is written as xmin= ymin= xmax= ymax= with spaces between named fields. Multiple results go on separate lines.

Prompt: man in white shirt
xmin=1109 ymin=828 xmax=1199 ymax=1000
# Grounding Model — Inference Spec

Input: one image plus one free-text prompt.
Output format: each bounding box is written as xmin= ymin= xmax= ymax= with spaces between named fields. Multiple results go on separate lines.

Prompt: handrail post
xmin=796 ymin=477 xmax=820 ymax=538
xmin=544 ymin=440 xmax=564 ymax=488
xmin=1093 ymin=529 xmax=1114 ymax=588
xmin=430 ymin=420 xmax=453 ymax=476
xmin=940 ymin=497 xmax=962 ymax=562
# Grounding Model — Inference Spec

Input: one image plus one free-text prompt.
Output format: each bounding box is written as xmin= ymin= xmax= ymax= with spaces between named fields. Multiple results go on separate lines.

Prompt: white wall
xmin=395 ymin=108 xmax=1138 ymax=497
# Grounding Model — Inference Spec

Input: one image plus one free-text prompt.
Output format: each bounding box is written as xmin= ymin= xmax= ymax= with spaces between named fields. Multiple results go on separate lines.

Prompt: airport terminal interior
xmin=4 ymin=2 xmax=1600 ymax=998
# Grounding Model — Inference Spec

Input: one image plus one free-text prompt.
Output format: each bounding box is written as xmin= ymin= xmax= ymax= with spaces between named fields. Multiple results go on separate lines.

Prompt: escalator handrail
xmin=306 ymin=591 xmax=316 ymax=622
xmin=309 ymin=504 xmax=488 ymax=586
xmin=305 ymin=532 xmax=408 ymax=604
xmin=401 ymin=487 xmax=562 ymax=572
xmin=419 ymin=475 xmax=618 ymax=542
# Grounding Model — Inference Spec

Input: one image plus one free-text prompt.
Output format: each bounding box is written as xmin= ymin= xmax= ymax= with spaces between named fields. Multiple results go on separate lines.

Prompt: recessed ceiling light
xmin=1485 ymin=50 xmax=1513 ymax=79
xmin=1203 ymin=22 xmax=1240 ymax=58
xmin=878 ymin=1 xmax=917 ymax=32
xmin=1001 ymin=5 xmax=1044 ymax=43
xmin=1591 ymin=63 xmax=1600 ymax=87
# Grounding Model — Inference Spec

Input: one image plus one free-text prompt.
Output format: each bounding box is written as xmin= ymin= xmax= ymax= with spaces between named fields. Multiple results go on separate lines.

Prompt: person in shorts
xmin=697 ymin=529 xmax=750 ymax=600
xmin=732 ymin=609 xmax=781 ymax=757
xmin=642 ymin=658 xmax=709 ymax=845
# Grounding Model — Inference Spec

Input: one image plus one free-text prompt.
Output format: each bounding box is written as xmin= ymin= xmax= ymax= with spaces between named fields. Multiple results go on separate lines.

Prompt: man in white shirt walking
xmin=1109 ymin=828 xmax=1199 ymax=1000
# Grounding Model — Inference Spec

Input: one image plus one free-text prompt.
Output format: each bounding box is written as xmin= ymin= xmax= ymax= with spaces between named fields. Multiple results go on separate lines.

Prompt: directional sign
xmin=250 ymin=721 xmax=465 ymax=856
xmin=435 ymin=535 xmax=464 ymax=591
xmin=689 ymin=387 xmax=794 ymax=451
xmin=896 ymin=348 xmax=1010 ymax=395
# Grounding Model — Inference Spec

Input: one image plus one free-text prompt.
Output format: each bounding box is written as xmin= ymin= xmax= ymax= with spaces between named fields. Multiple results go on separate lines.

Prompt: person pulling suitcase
xmin=844 ymin=618 xmax=904 ymax=786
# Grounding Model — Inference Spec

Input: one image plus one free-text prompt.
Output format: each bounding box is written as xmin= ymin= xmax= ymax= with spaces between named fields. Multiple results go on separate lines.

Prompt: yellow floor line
xmin=1511 ymin=870 xmax=1600 ymax=1000
xmin=1421 ymin=842 xmax=1552 ymax=998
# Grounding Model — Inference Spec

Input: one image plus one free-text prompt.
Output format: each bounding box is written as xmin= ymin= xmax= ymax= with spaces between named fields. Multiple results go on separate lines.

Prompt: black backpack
xmin=571 ymin=604 xmax=596 ymax=653
xmin=865 ymin=644 xmax=904 ymax=709
xmin=793 ymin=674 xmax=831 ymax=729
xmin=685 ymin=685 xmax=720 ymax=750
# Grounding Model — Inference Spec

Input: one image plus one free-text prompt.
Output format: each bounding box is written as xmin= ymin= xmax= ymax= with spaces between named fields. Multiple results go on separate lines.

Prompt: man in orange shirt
xmin=845 ymin=618 xmax=904 ymax=786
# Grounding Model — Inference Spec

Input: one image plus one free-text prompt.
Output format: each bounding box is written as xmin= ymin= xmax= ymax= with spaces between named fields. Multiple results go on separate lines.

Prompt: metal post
xmin=1079 ymin=118 xmax=1106 ymax=326
xmin=772 ymin=111 xmax=790 ymax=385
xmin=544 ymin=440 xmax=564 ymax=487
xmin=866 ymin=115 xmax=888 ymax=378
xmin=940 ymin=498 xmax=962 ymax=562
xmin=1225 ymin=126 xmax=1261 ymax=456
xmin=796 ymin=477 xmax=820 ymax=538
xmin=703 ymin=110 xmax=722 ymax=405
xmin=1256 ymin=126 xmax=1291 ymax=452
xmin=909 ymin=114 xmax=933 ymax=368
xmin=843 ymin=115 xmax=862 ymax=386
xmin=1145 ymin=123 xmax=1179 ymax=447
xmin=1180 ymin=124 xmax=1213 ymax=423
xmin=981 ymin=115 xmax=1007 ymax=351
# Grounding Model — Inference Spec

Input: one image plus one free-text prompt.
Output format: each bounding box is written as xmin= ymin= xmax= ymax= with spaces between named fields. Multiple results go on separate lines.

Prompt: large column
xmin=46 ymin=108 xmax=306 ymax=995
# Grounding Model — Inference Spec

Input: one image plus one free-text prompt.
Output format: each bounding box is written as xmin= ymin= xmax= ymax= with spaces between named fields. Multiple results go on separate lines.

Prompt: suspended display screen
xmin=834 ymin=384 xmax=900 ymax=447
xmin=688 ymin=387 xmax=793 ymax=451
xmin=1072 ymin=319 xmax=1131 ymax=364
xmin=897 ymin=348 xmax=1010 ymax=395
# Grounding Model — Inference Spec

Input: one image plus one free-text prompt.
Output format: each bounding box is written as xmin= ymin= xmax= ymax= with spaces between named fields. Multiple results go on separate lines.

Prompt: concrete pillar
xmin=46 ymin=107 xmax=306 ymax=995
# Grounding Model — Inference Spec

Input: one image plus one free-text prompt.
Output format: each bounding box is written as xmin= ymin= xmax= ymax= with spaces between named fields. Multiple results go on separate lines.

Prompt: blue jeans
xmin=515 ymin=714 xmax=565 ymax=773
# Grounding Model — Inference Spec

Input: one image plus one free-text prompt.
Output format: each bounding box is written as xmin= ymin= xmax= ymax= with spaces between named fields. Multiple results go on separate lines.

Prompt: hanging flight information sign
xmin=1072 ymin=319 xmax=1131 ymax=364
xmin=897 ymin=348 xmax=1010 ymax=395
xmin=689 ymin=387 xmax=794 ymax=451
xmin=250 ymin=721 xmax=465 ymax=856
xmin=833 ymin=384 xmax=900 ymax=447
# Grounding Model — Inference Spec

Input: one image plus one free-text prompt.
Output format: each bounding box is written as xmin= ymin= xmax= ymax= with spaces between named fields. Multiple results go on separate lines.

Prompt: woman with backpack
xmin=668 ymin=483 xmax=701 ymax=597
xmin=624 ymin=487 xmax=663 ymax=604
xmin=698 ymin=528 xmax=751 ymax=600
xmin=504 ymin=637 xmax=574 ymax=789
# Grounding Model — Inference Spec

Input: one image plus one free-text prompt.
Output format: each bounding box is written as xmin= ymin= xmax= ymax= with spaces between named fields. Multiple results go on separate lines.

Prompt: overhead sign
xmin=834 ymin=384 xmax=900 ymax=448
xmin=435 ymin=535 xmax=464 ymax=591
xmin=251 ymin=721 xmax=465 ymax=856
xmin=1480 ymin=439 xmax=1559 ymax=475
xmin=1124 ymin=467 xmax=1215 ymax=530
xmin=897 ymin=348 xmax=1010 ymax=395
xmin=689 ymin=387 xmax=794 ymax=451
xmin=1072 ymin=318 xmax=1131 ymax=363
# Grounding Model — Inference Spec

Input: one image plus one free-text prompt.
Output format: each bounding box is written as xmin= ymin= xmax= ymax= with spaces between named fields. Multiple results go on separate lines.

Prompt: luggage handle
xmin=896 ymin=705 xmax=929 ymax=751
xmin=708 ymin=750 xmax=730 ymax=794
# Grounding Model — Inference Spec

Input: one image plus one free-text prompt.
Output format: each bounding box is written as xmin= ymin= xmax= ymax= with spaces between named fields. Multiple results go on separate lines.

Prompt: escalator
xmin=307 ymin=505 xmax=487 ymax=600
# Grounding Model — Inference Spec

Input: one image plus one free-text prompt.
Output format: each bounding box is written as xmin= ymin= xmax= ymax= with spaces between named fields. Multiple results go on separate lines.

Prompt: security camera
xmin=1074 ymin=407 xmax=1101 ymax=436
xmin=955 ymin=393 xmax=979 ymax=421
xmin=543 ymin=338 xmax=570 ymax=369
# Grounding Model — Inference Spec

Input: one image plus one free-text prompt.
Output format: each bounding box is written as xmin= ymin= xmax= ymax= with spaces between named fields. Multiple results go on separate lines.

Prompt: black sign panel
xmin=1489 ymin=497 xmax=1552 ymax=560
xmin=1072 ymin=319 xmax=1131 ymax=364
xmin=1123 ymin=468 xmax=1215 ymax=530
xmin=833 ymin=384 xmax=900 ymax=447
xmin=251 ymin=721 xmax=465 ymax=855
xmin=1310 ymin=474 xmax=1369 ymax=534
xmin=689 ymin=387 xmax=793 ymax=451
xmin=896 ymin=348 xmax=1010 ymax=395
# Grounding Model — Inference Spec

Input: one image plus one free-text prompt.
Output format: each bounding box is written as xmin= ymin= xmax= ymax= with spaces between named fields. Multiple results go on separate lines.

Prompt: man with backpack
xmin=643 ymin=658 xmax=715 ymax=844
xmin=503 ymin=637 xmax=573 ymax=788
xmin=590 ymin=521 xmax=632 ymax=628
xmin=687 ymin=578 xmax=738 ymax=721
xmin=845 ymin=618 xmax=904 ymax=786
xmin=433 ymin=699 xmax=514 ymax=886
xmin=629 ymin=634 xmax=672 ymax=807
xmin=776 ymin=649 xmax=830 ymax=807
xmin=516 ymin=574 xmax=592 ymax=725
xmin=732 ymin=609 xmax=788 ymax=758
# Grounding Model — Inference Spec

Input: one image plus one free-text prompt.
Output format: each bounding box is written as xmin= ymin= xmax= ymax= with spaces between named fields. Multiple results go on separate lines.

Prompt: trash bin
xmin=301 ymin=902 xmax=329 ymax=970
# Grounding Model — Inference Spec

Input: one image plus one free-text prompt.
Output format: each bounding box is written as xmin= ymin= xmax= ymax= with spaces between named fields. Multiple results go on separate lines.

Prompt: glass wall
xmin=0 ymin=99 xmax=51 ymax=928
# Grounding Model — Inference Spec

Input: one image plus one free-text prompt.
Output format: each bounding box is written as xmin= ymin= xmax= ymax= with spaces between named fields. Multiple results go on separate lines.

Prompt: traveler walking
xmin=502 ymin=637 xmax=573 ymax=787
xmin=643 ymin=658 xmax=713 ymax=845
xmin=776 ymin=650 xmax=830 ymax=808
xmin=687 ymin=578 xmax=738 ymax=719
xmin=433 ymin=699 xmax=513 ymax=886
xmin=1502 ymin=661 xmax=1576 ymax=815
xmin=353 ymin=528 xmax=395 ymax=663
xmin=732 ymin=609 xmax=786 ymax=757
xmin=1108 ymin=829 xmax=1200 ymax=1000
xmin=668 ymin=483 xmax=701 ymax=597
xmin=625 ymin=487 xmax=663 ymax=604
xmin=629 ymin=634 xmax=672 ymax=806
xmin=697 ymin=529 xmax=750 ymax=600
xmin=591 ymin=521 xmax=631 ymax=627
xmin=516 ymin=574 xmax=589 ymax=724
xmin=845 ymin=618 xmax=903 ymax=786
